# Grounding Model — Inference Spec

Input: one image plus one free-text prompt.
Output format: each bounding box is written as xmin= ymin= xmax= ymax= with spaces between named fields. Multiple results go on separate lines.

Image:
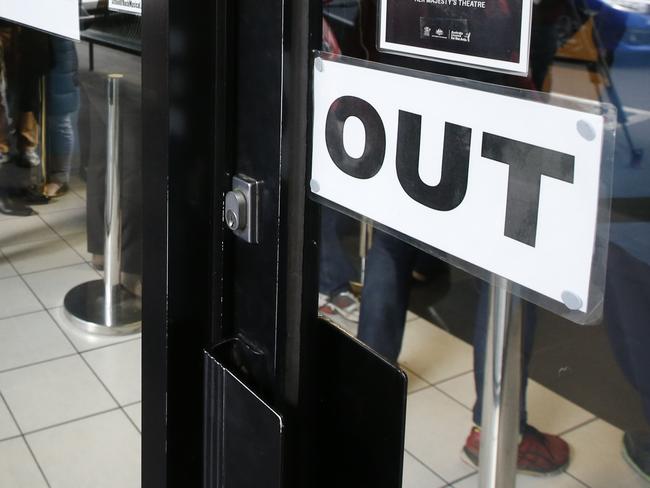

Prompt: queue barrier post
xmin=63 ymin=74 xmax=141 ymax=335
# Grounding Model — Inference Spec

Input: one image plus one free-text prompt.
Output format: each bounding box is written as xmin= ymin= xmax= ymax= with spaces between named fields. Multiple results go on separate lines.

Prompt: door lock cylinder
xmin=224 ymin=175 xmax=260 ymax=244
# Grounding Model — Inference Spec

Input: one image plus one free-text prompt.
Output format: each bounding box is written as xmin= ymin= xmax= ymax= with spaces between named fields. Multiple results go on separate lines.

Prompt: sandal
xmin=43 ymin=183 xmax=69 ymax=199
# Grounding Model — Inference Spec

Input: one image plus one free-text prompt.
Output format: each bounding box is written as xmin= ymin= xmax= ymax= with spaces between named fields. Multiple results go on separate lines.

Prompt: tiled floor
xmin=0 ymin=182 xmax=141 ymax=488
xmin=335 ymin=312 xmax=650 ymax=488
xmin=0 ymin=184 xmax=648 ymax=487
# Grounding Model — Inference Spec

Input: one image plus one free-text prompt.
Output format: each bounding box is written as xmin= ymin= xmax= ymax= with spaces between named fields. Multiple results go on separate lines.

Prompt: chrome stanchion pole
xmin=478 ymin=275 xmax=522 ymax=488
xmin=63 ymin=74 xmax=141 ymax=335
xmin=104 ymin=74 xmax=122 ymax=322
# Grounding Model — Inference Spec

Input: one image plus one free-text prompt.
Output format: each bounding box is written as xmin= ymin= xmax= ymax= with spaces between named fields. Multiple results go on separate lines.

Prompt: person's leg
xmin=604 ymin=244 xmax=650 ymax=424
xmin=466 ymin=280 xmax=568 ymax=476
xmin=0 ymin=28 xmax=12 ymax=158
xmin=605 ymin=243 xmax=650 ymax=480
xmin=45 ymin=112 xmax=75 ymax=194
xmin=319 ymin=206 xmax=357 ymax=297
xmin=357 ymin=231 xmax=416 ymax=362
xmin=472 ymin=279 xmax=537 ymax=431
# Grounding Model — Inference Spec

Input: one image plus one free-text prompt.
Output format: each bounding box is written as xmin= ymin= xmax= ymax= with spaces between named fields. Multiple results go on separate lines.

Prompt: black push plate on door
xmin=204 ymin=339 xmax=284 ymax=488
xmin=302 ymin=318 xmax=408 ymax=488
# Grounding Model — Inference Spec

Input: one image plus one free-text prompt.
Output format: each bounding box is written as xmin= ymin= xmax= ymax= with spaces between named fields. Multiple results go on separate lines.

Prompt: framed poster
xmin=378 ymin=0 xmax=533 ymax=75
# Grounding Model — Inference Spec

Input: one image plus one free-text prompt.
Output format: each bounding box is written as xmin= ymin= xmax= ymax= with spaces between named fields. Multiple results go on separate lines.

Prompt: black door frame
xmin=141 ymin=1 xmax=321 ymax=486
xmin=142 ymin=1 xmax=407 ymax=486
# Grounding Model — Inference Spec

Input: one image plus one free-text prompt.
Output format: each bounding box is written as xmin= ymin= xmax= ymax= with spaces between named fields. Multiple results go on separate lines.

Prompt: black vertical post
xmin=142 ymin=0 xmax=219 ymax=486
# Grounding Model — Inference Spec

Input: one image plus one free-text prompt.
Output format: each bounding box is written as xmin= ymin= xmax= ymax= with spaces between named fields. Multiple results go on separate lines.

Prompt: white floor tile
xmin=399 ymin=318 xmax=473 ymax=384
xmin=2 ymin=238 xmax=84 ymax=274
xmin=0 ymin=437 xmax=48 ymax=488
xmin=0 ymin=311 xmax=75 ymax=372
xmin=124 ymin=403 xmax=141 ymax=431
xmin=0 ymin=397 xmax=19 ymax=440
xmin=451 ymin=472 xmax=586 ymax=488
xmin=0 ymin=277 xmax=43 ymax=319
xmin=0 ymin=253 xmax=17 ymax=279
xmin=405 ymin=386 xmax=476 ymax=483
xmin=403 ymin=451 xmax=447 ymax=488
xmin=36 ymin=192 xmax=85 ymax=215
xmin=83 ymin=339 xmax=141 ymax=405
xmin=62 ymin=232 xmax=93 ymax=262
xmin=406 ymin=311 xmax=420 ymax=322
xmin=50 ymin=307 xmax=141 ymax=352
xmin=436 ymin=373 xmax=595 ymax=435
xmin=564 ymin=419 xmax=649 ymax=488
xmin=22 ymin=263 xmax=100 ymax=309
xmin=0 ymin=216 xmax=58 ymax=247
xmin=38 ymin=207 xmax=86 ymax=236
xmin=27 ymin=410 xmax=140 ymax=488
xmin=0 ymin=355 xmax=116 ymax=433
xmin=404 ymin=367 xmax=429 ymax=394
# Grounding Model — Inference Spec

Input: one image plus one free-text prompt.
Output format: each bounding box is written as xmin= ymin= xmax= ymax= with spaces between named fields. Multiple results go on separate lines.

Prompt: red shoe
xmin=462 ymin=425 xmax=570 ymax=476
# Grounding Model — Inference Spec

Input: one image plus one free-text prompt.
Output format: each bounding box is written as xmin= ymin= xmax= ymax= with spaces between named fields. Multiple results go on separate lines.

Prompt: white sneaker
xmin=21 ymin=149 xmax=40 ymax=167
xmin=0 ymin=152 xmax=9 ymax=165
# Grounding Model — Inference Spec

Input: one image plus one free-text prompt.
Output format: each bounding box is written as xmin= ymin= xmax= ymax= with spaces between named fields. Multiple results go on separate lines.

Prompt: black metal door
xmin=142 ymin=1 xmax=407 ymax=487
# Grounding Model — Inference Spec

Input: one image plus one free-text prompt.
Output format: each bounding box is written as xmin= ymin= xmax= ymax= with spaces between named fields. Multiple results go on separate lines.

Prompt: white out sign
xmin=311 ymin=58 xmax=607 ymax=313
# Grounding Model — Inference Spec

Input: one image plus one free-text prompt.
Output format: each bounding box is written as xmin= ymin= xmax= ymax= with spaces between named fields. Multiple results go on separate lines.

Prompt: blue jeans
xmin=319 ymin=206 xmax=356 ymax=296
xmin=358 ymin=231 xmax=536 ymax=431
xmin=47 ymin=112 xmax=78 ymax=184
xmin=605 ymin=243 xmax=650 ymax=424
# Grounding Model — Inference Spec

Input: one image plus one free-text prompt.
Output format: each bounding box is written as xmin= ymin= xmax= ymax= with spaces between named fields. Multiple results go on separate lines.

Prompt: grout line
xmin=446 ymin=471 xmax=477 ymax=486
xmin=17 ymin=260 xmax=90 ymax=278
xmin=122 ymin=405 xmax=141 ymax=434
xmin=433 ymin=384 xmax=474 ymax=413
xmin=35 ymin=206 xmax=92 ymax=267
xmin=0 ymin=392 xmax=52 ymax=487
xmin=78 ymin=345 xmax=141 ymax=435
xmin=407 ymin=384 xmax=433 ymax=395
xmin=404 ymin=447 xmax=456 ymax=486
xmin=22 ymin=436 xmax=53 ymax=488
xmin=433 ymin=369 xmax=474 ymax=387
xmin=22 ymin=406 xmax=123 ymax=437
xmin=565 ymin=471 xmax=591 ymax=487
xmin=0 ymin=307 xmax=49 ymax=323
xmin=0 ymin=353 xmax=79 ymax=376
xmin=559 ymin=416 xmax=599 ymax=437
xmin=77 ymin=335 xmax=142 ymax=355
xmin=564 ymin=465 xmax=591 ymax=488
xmin=0 ymin=433 xmax=22 ymax=443
xmin=0 ymin=391 xmax=22 ymax=436
xmin=20 ymin=261 xmax=97 ymax=279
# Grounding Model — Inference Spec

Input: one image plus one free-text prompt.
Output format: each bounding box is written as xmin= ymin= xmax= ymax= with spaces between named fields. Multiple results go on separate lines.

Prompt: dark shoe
xmin=623 ymin=431 xmax=650 ymax=482
xmin=462 ymin=425 xmax=570 ymax=476
xmin=0 ymin=195 xmax=35 ymax=216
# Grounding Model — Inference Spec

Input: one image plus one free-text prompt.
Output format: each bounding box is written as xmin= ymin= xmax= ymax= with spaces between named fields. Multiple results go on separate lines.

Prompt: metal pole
xmin=478 ymin=275 xmax=523 ymax=488
xmin=63 ymin=74 xmax=141 ymax=335
xmin=104 ymin=74 xmax=122 ymax=324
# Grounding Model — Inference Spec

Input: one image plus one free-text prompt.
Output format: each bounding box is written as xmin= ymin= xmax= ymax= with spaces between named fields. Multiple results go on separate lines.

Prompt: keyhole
xmin=226 ymin=209 xmax=238 ymax=230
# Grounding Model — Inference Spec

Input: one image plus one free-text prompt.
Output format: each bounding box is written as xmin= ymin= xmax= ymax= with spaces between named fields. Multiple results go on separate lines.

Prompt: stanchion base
xmin=63 ymin=280 xmax=141 ymax=335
